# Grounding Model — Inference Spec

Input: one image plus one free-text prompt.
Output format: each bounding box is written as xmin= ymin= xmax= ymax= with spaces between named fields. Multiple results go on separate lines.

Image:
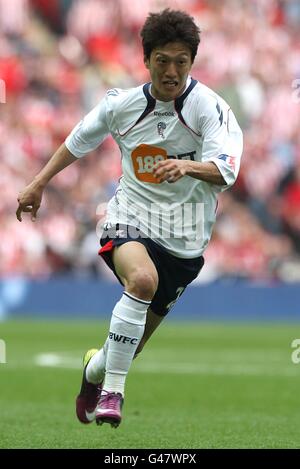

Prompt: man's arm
xmin=16 ymin=93 xmax=111 ymax=222
xmin=185 ymin=160 xmax=226 ymax=184
xmin=16 ymin=143 xmax=77 ymax=222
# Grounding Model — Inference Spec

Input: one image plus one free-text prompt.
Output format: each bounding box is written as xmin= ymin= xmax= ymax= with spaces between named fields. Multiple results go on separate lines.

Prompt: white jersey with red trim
xmin=65 ymin=77 xmax=243 ymax=258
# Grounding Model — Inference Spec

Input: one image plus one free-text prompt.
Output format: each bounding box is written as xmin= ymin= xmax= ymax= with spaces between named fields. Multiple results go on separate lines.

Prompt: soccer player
xmin=16 ymin=9 xmax=243 ymax=428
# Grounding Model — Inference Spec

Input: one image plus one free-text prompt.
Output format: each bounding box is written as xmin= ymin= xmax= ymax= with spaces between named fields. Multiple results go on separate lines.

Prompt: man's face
xmin=144 ymin=42 xmax=193 ymax=102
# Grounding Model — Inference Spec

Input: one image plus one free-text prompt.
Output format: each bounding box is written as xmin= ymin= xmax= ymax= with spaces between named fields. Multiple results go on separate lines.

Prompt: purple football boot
xmin=95 ymin=391 xmax=124 ymax=428
xmin=76 ymin=349 xmax=102 ymax=424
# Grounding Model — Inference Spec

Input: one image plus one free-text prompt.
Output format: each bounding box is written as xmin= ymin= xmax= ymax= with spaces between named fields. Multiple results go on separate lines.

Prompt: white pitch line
xmin=33 ymin=353 xmax=300 ymax=377
xmin=34 ymin=353 xmax=81 ymax=369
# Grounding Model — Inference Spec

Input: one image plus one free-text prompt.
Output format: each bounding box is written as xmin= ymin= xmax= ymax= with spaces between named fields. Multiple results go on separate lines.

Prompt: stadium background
xmin=1 ymin=0 xmax=300 ymax=449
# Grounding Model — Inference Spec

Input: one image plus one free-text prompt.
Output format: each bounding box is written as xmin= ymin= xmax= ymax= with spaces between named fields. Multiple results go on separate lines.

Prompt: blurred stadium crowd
xmin=1 ymin=0 xmax=300 ymax=282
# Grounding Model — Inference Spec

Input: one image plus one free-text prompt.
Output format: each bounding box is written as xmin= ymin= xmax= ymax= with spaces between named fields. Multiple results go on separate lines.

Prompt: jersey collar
xmin=144 ymin=76 xmax=198 ymax=107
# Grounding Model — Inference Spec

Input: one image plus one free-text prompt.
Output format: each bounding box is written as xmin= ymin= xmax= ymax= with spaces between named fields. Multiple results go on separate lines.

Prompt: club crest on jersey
xmin=157 ymin=122 xmax=167 ymax=139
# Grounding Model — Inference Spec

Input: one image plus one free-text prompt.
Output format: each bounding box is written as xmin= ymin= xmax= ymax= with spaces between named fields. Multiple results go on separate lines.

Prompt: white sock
xmin=86 ymin=339 xmax=108 ymax=385
xmin=103 ymin=292 xmax=150 ymax=396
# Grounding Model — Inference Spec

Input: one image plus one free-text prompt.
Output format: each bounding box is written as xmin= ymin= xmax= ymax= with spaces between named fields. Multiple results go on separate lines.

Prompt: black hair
xmin=140 ymin=9 xmax=201 ymax=63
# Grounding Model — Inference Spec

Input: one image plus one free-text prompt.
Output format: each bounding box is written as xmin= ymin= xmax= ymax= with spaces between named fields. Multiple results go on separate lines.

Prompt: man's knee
xmin=125 ymin=268 xmax=158 ymax=300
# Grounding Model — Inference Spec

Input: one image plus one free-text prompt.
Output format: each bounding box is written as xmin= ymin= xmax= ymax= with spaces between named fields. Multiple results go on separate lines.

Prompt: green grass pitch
xmin=0 ymin=319 xmax=300 ymax=449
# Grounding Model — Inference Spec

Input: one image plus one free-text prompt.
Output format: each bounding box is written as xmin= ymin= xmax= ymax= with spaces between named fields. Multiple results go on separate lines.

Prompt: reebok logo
xmin=109 ymin=332 xmax=138 ymax=345
xmin=154 ymin=111 xmax=175 ymax=117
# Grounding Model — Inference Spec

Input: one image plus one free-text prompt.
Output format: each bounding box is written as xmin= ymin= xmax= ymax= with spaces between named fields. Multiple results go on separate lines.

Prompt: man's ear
xmin=144 ymin=56 xmax=150 ymax=69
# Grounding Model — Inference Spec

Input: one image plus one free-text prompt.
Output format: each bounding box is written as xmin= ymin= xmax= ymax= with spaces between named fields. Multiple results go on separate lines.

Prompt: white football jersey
xmin=65 ymin=77 xmax=243 ymax=258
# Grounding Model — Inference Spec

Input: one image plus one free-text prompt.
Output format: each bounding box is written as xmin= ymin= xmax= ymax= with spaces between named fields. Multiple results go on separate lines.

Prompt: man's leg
xmin=85 ymin=339 xmax=108 ymax=384
xmin=95 ymin=242 xmax=159 ymax=426
xmin=77 ymin=305 xmax=162 ymax=426
xmin=134 ymin=307 xmax=164 ymax=357
xmin=86 ymin=307 xmax=164 ymax=384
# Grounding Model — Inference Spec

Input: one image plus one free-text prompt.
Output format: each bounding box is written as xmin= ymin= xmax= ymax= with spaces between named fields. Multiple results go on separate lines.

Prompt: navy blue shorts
xmin=99 ymin=224 xmax=204 ymax=316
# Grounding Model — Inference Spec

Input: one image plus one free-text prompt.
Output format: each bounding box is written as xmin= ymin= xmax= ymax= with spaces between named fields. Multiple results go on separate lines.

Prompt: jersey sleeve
xmin=65 ymin=96 xmax=110 ymax=158
xmin=199 ymin=98 xmax=243 ymax=189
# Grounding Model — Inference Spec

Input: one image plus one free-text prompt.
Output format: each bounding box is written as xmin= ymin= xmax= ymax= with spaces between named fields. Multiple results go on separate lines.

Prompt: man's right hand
xmin=16 ymin=181 xmax=44 ymax=222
